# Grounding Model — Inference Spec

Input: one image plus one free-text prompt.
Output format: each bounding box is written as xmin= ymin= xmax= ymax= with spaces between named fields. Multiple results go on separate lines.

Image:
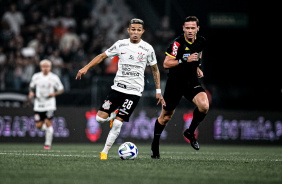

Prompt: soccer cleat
xmin=100 ymin=152 xmax=107 ymax=160
xmin=44 ymin=145 xmax=51 ymax=150
xmin=183 ymin=129 xmax=200 ymax=150
xmin=151 ymin=143 xmax=160 ymax=159
xmin=110 ymin=110 xmax=119 ymax=128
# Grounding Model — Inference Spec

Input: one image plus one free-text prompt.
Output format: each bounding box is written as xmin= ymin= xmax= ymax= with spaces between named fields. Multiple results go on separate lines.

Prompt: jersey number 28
xmin=122 ymin=99 xmax=133 ymax=109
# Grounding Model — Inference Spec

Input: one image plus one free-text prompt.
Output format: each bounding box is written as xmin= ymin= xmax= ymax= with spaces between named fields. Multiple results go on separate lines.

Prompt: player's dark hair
xmin=129 ymin=18 xmax=144 ymax=27
xmin=185 ymin=16 xmax=199 ymax=26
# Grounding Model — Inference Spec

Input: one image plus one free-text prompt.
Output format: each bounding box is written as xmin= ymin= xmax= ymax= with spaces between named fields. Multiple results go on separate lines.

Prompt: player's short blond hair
xmin=129 ymin=18 xmax=144 ymax=27
xmin=40 ymin=59 xmax=52 ymax=67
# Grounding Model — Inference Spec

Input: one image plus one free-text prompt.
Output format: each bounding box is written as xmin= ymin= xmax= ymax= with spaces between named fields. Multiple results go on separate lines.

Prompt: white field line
xmin=0 ymin=152 xmax=281 ymax=162
xmin=0 ymin=152 xmax=98 ymax=158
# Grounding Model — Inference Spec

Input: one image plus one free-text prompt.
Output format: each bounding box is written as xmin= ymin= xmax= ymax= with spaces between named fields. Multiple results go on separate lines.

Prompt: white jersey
xmin=105 ymin=38 xmax=157 ymax=96
xmin=29 ymin=72 xmax=64 ymax=112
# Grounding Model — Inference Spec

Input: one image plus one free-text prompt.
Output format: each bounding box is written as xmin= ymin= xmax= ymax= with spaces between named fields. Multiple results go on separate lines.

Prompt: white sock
xmin=101 ymin=119 xmax=123 ymax=154
xmin=96 ymin=110 xmax=118 ymax=124
xmin=45 ymin=126 xmax=54 ymax=146
xmin=108 ymin=110 xmax=118 ymax=120
xmin=96 ymin=115 xmax=109 ymax=123
xmin=41 ymin=123 xmax=47 ymax=131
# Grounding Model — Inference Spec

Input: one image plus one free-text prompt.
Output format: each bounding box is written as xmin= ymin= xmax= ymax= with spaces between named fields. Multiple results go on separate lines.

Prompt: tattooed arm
xmin=150 ymin=64 xmax=166 ymax=107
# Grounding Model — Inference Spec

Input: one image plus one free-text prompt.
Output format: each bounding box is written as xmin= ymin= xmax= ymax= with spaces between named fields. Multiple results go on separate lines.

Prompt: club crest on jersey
xmin=102 ymin=100 xmax=112 ymax=110
xmin=137 ymin=52 xmax=145 ymax=61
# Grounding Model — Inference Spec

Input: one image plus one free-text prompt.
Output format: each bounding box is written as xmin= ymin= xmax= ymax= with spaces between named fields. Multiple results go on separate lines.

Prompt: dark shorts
xmin=99 ymin=89 xmax=140 ymax=122
xmin=34 ymin=111 xmax=54 ymax=122
xmin=163 ymin=78 xmax=205 ymax=111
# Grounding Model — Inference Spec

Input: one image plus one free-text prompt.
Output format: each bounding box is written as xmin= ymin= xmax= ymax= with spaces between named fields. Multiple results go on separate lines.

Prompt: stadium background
xmin=0 ymin=0 xmax=281 ymax=145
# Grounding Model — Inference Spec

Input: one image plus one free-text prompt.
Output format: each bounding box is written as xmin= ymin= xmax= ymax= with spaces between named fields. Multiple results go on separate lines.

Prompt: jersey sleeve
xmin=54 ymin=75 xmax=64 ymax=91
xmin=165 ymin=40 xmax=180 ymax=59
xmin=147 ymin=46 xmax=157 ymax=66
xmin=105 ymin=41 xmax=120 ymax=59
xmin=29 ymin=74 xmax=36 ymax=89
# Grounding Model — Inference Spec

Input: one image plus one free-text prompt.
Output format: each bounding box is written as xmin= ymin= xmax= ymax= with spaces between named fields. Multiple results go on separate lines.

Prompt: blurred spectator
xmin=14 ymin=35 xmax=24 ymax=50
xmin=0 ymin=46 xmax=7 ymax=90
xmin=43 ymin=8 xmax=59 ymax=29
xmin=23 ymin=9 xmax=45 ymax=41
xmin=155 ymin=16 xmax=175 ymax=44
xmin=28 ymin=32 xmax=43 ymax=52
xmin=60 ymin=2 xmax=76 ymax=28
xmin=43 ymin=34 xmax=56 ymax=56
xmin=2 ymin=4 xmax=25 ymax=35
xmin=48 ymin=49 xmax=63 ymax=77
xmin=21 ymin=47 xmax=38 ymax=90
xmin=0 ymin=20 xmax=14 ymax=48
xmin=59 ymin=27 xmax=80 ymax=52
xmin=13 ymin=50 xmax=24 ymax=90
xmin=53 ymin=20 xmax=68 ymax=39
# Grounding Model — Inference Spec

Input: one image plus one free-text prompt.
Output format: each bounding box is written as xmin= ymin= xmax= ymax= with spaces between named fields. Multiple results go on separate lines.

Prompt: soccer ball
xmin=118 ymin=142 xmax=138 ymax=160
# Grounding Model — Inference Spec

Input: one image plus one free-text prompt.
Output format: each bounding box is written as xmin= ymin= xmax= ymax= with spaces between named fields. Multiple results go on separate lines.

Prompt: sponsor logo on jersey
xmin=129 ymin=55 xmax=134 ymax=60
xmin=122 ymin=64 xmax=141 ymax=69
xmin=108 ymin=46 xmax=116 ymax=52
xmin=150 ymin=52 xmax=155 ymax=62
xmin=102 ymin=100 xmax=112 ymax=110
xmin=117 ymin=83 xmax=127 ymax=89
xmin=122 ymin=71 xmax=140 ymax=76
xmin=137 ymin=52 xmax=145 ymax=61
xmin=138 ymin=45 xmax=149 ymax=52
xmin=182 ymin=53 xmax=190 ymax=61
xmin=119 ymin=43 xmax=129 ymax=47
xmin=171 ymin=41 xmax=180 ymax=57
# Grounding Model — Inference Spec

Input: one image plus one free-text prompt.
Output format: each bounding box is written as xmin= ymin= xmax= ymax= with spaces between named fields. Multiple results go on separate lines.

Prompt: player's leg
xmin=44 ymin=111 xmax=55 ymax=149
xmin=35 ymin=121 xmax=44 ymax=129
xmin=191 ymin=92 xmax=209 ymax=128
xmin=44 ymin=118 xmax=53 ymax=149
xmin=184 ymin=90 xmax=209 ymax=150
xmin=96 ymin=90 xmax=121 ymax=124
xmin=151 ymin=108 xmax=175 ymax=159
xmin=100 ymin=93 xmax=140 ymax=160
xmin=100 ymin=116 xmax=124 ymax=160
xmin=96 ymin=110 xmax=118 ymax=124
xmin=34 ymin=112 xmax=45 ymax=130
xmin=151 ymin=78 xmax=182 ymax=159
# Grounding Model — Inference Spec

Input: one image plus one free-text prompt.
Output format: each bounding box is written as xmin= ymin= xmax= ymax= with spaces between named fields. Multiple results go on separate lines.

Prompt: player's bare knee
xmin=36 ymin=122 xmax=43 ymax=129
xmin=164 ymin=115 xmax=172 ymax=122
xmin=159 ymin=115 xmax=172 ymax=125
xmin=45 ymin=119 xmax=52 ymax=127
xmin=199 ymin=102 xmax=209 ymax=114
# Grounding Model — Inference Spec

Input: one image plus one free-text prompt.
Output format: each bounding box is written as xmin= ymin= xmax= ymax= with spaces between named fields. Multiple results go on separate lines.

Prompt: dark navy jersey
xmin=165 ymin=33 xmax=206 ymax=82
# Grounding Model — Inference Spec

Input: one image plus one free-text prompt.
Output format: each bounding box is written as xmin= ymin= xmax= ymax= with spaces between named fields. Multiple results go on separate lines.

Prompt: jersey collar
xmin=184 ymin=34 xmax=197 ymax=44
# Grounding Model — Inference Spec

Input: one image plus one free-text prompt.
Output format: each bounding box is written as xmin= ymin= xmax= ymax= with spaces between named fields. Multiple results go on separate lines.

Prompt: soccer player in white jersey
xmin=76 ymin=18 xmax=166 ymax=160
xmin=29 ymin=59 xmax=64 ymax=149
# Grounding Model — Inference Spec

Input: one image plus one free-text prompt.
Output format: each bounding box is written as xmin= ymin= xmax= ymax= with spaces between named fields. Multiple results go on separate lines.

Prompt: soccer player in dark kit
xmin=151 ymin=16 xmax=209 ymax=158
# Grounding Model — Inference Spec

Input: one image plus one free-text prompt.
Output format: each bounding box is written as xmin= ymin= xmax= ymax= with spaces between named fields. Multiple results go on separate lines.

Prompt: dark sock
xmin=188 ymin=108 xmax=206 ymax=134
xmin=152 ymin=119 xmax=166 ymax=145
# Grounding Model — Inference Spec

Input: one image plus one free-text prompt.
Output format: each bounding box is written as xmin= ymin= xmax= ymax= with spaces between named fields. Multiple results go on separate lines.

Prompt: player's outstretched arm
xmin=76 ymin=52 xmax=108 ymax=80
xmin=150 ymin=64 xmax=166 ymax=107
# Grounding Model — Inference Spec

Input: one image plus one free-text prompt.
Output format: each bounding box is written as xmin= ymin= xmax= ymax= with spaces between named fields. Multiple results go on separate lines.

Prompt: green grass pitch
xmin=0 ymin=143 xmax=281 ymax=184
